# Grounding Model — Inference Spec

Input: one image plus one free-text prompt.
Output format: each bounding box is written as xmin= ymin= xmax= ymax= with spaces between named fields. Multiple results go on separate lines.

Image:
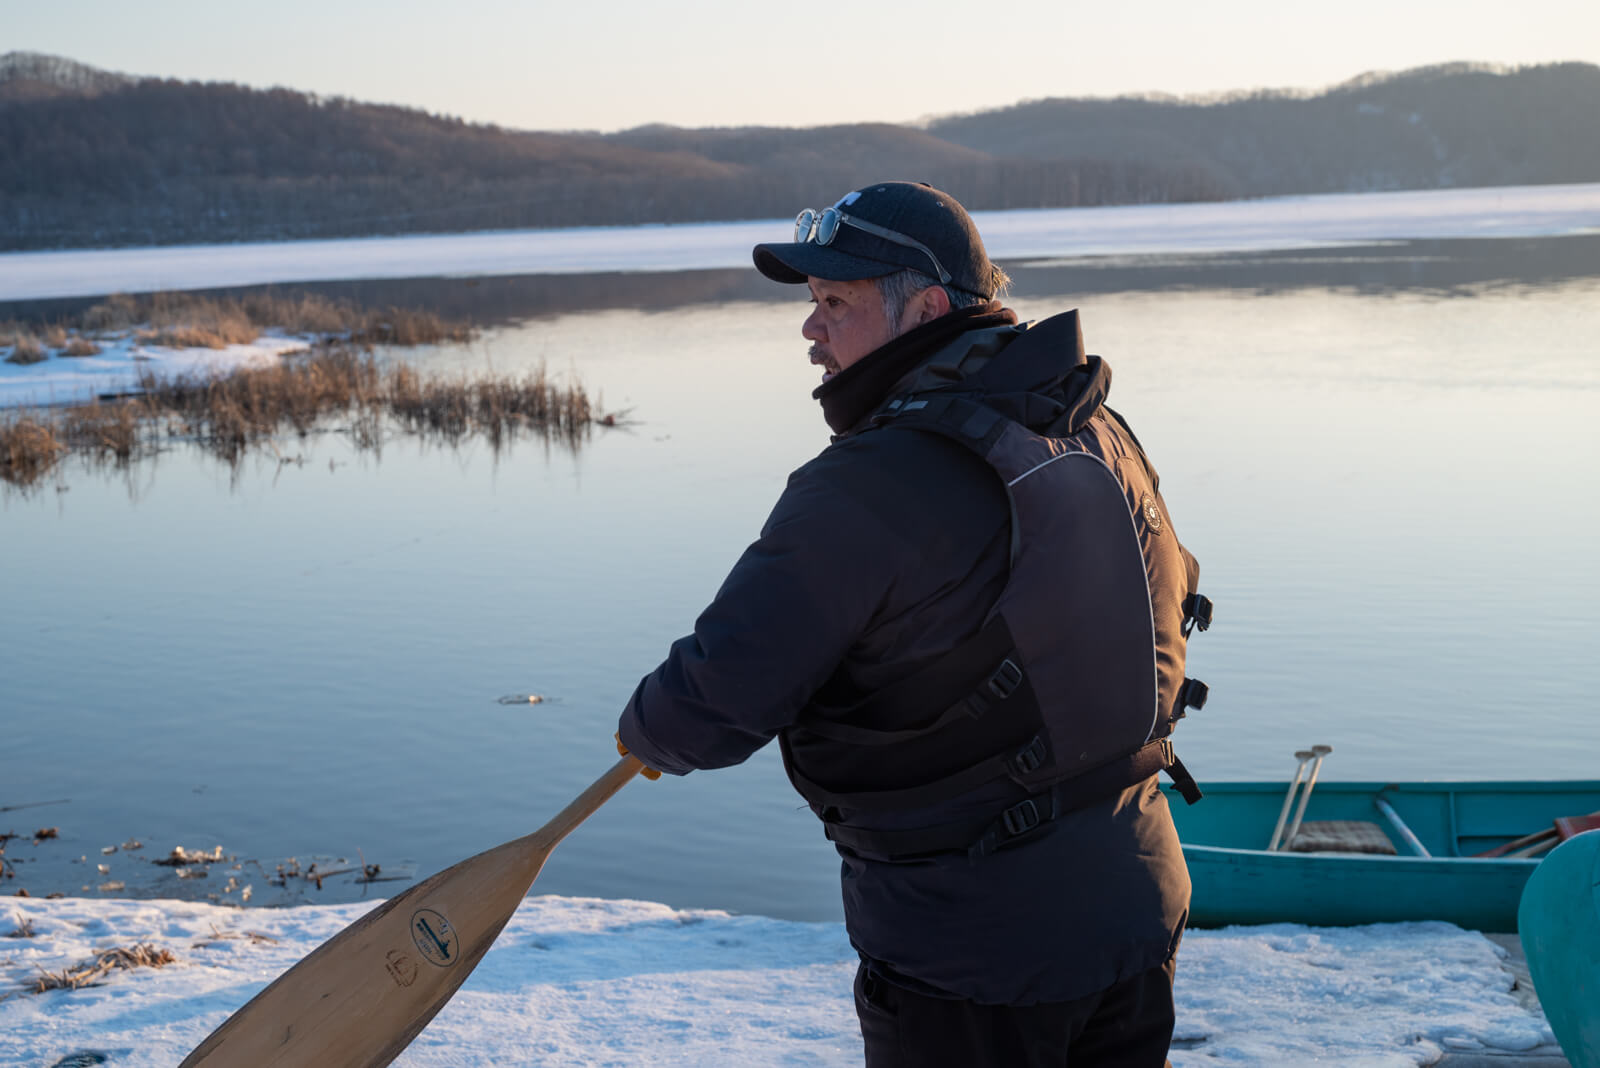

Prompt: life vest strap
xmin=1166 ymin=753 xmax=1203 ymax=805
xmin=789 ymin=726 xmax=1042 ymax=813
xmin=795 ymin=615 xmax=1020 ymax=747
xmin=820 ymin=738 xmax=1185 ymax=861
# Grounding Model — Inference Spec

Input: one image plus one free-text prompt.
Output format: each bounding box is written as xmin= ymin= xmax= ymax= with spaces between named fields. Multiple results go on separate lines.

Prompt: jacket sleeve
xmin=617 ymin=454 xmax=904 ymax=776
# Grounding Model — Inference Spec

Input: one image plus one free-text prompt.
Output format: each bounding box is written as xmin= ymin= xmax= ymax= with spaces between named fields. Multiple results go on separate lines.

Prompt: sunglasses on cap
xmin=793 ymin=207 xmax=952 ymax=286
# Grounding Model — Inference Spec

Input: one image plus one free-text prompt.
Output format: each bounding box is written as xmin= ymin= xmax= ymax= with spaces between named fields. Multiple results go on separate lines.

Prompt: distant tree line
xmin=926 ymin=62 xmax=1600 ymax=198
xmin=0 ymin=58 xmax=1595 ymax=252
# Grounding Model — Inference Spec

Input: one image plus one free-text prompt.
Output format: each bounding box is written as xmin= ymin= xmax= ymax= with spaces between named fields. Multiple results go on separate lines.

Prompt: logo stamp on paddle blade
xmin=385 ymin=949 xmax=419 ymax=987
xmin=410 ymin=908 xmax=459 ymax=967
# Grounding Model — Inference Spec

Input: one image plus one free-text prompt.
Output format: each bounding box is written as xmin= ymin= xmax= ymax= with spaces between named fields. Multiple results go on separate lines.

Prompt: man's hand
xmin=615 ymin=734 xmax=662 ymax=780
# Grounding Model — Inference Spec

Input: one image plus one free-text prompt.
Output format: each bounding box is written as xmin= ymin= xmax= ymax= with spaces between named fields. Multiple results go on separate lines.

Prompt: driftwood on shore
xmin=28 ymin=943 xmax=176 ymax=994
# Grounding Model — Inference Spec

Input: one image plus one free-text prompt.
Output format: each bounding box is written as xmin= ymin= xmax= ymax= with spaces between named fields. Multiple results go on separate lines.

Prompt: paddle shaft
xmin=180 ymin=755 xmax=644 ymax=1068
xmin=1474 ymin=808 xmax=1600 ymax=859
xmin=1267 ymin=751 xmax=1314 ymax=851
xmin=1280 ymin=744 xmax=1333 ymax=851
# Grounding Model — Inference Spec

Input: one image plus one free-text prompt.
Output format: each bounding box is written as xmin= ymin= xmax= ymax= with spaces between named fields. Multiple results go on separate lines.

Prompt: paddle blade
xmin=181 ymin=833 xmax=549 ymax=1067
xmin=181 ymin=757 xmax=643 ymax=1067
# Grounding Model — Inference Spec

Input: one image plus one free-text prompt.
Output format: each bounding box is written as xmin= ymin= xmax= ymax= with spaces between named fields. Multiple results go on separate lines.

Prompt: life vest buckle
xmin=1175 ymin=677 xmax=1209 ymax=720
xmin=1001 ymin=798 xmax=1042 ymax=837
xmin=986 ymin=658 xmax=1023 ymax=701
xmin=1008 ymin=735 xmax=1047 ymax=777
xmin=1182 ymin=593 xmax=1214 ymax=636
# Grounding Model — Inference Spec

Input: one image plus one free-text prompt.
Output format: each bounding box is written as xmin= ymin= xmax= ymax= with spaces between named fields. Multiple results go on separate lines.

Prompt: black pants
xmin=854 ymin=957 xmax=1176 ymax=1068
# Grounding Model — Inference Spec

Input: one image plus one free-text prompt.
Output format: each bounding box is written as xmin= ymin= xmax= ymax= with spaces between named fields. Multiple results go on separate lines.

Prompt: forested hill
xmin=927 ymin=62 xmax=1600 ymax=199
xmin=2 ymin=53 xmax=1597 ymax=252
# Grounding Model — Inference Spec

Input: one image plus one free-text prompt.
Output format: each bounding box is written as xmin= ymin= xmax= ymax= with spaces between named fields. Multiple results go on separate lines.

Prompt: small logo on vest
xmin=411 ymin=908 xmax=459 ymax=967
xmin=1141 ymin=492 xmax=1164 ymax=534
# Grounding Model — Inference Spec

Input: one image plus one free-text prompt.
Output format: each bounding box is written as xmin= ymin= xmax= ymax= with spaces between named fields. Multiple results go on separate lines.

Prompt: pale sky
xmin=5 ymin=0 xmax=1597 ymax=132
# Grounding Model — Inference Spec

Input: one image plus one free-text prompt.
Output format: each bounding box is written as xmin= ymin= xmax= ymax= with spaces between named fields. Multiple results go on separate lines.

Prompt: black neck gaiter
xmin=813 ymin=301 xmax=1018 ymax=435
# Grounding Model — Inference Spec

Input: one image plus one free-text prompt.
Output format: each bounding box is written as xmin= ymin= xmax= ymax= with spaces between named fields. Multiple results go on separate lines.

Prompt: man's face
xmin=802 ymin=277 xmax=897 ymax=384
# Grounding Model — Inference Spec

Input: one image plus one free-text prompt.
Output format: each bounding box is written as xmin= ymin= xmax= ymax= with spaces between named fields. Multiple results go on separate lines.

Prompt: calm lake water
xmin=4 ymin=238 xmax=1599 ymax=922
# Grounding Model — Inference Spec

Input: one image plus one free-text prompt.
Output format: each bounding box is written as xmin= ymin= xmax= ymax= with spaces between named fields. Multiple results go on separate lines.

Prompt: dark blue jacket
xmin=619 ymin=307 xmax=1191 ymax=1005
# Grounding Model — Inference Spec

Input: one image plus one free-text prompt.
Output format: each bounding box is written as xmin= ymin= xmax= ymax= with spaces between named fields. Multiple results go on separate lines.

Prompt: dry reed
xmin=81 ymin=293 xmax=141 ymax=331
xmin=1 ymin=345 xmax=596 ymax=488
xmin=1 ymin=417 xmax=64 ymax=484
xmin=30 ymin=943 xmax=176 ymax=993
xmin=76 ymin=291 xmax=472 ymax=350
xmin=2 ymin=291 xmax=573 ymax=489
xmin=388 ymin=361 xmax=591 ymax=446
xmin=139 ymin=294 xmax=259 ymax=348
xmin=58 ymin=400 xmax=143 ymax=462
xmin=4 ymin=334 xmax=46 ymax=365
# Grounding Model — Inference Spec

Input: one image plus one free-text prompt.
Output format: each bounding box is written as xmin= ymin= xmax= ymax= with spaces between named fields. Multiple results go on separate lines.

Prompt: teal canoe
xmin=1160 ymin=779 xmax=1600 ymax=931
xmin=1518 ymin=829 xmax=1600 ymax=1068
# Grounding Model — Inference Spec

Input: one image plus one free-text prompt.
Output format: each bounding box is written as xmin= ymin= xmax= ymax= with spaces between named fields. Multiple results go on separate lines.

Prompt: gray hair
xmin=874 ymin=266 xmax=1011 ymax=336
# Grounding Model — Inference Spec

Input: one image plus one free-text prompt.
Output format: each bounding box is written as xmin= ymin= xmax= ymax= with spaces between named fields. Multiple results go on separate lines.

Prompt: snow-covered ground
xmin=0 ymin=895 xmax=1557 ymax=1067
xmin=1 ymin=183 xmax=1596 ymax=302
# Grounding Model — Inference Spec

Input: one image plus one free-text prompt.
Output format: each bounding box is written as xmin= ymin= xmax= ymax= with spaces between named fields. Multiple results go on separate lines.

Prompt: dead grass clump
xmin=387 ymin=364 xmax=470 ymax=439
xmin=483 ymin=367 xmax=593 ymax=439
xmin=41 ymin=325 xmax=68 ymax=348
xmin=239 ymin=291 xmax=354 ymax=335
xmin=0 ymin=416 xmax=65 ymax=486
xmin=58 ymin=399 xmax=143 ymax=462
xmin=140 ymin=293 xmax=258 ymax=349
xmin=4 ymin=915 xmax=35 ymax=938
xmin=2 ymin=344 xmax=597 ymax=489
xmin=355 ymin=307 xmax=472 ymax=347
xmin=4 ymin=334 xmax=46 ymax=365
xmin=388 ymin=362 xmax=591 ymax=446
xmin=81 ymin=293 xmax=141 ymax=332
xmin=61 ymin=336 xmax=101 ymax=357
xmin=143 ymin=347 xmax=384 ymax=458
xmin=31 ymin=944 xmax=176 ymax=993
xmin=80 ymin=291 xmax=471 ymax=350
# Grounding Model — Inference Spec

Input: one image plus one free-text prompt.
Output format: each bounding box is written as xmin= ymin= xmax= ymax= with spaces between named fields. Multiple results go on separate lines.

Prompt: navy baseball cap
xmin=753 ymin=182 xmax=997 ymax=298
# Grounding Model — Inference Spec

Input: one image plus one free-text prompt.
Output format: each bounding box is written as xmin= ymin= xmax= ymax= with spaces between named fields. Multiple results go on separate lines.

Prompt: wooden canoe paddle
xmin=1474 ymin=809 xmax=1600 ymax=859
xmin=180 ymin=755 xmax=645 ymax=1067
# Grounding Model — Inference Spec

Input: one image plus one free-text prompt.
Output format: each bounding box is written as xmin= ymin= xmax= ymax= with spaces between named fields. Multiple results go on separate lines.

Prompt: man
xmin=618 ymin=181 xmax=1210 ymax=1066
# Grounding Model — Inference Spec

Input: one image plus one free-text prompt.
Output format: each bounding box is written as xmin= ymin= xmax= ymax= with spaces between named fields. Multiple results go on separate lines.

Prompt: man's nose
xmin=801 ymin=305 xmax=825 ymax=342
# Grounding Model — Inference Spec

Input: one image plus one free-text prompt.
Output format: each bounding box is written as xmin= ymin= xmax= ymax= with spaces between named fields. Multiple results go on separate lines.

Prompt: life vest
xmin=780 ymin=375 xmax=1212 ymax=862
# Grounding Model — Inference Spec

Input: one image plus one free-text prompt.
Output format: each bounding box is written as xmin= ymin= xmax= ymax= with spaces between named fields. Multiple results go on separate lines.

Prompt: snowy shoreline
xmin=0 ymin=331 xmax=312 ymax=410
xmin=0 ymin=894 xmax=1562 ymax=1067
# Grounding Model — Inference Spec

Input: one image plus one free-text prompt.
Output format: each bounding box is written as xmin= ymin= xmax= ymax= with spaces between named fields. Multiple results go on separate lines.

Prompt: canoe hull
xmin=1161 ymin=779 xmax=1600 ymax=931
xmin=1178 ymin=843 xmax=1538 ymax=930
xmin=1518 ymin=830 xmax=1600 ymax=1068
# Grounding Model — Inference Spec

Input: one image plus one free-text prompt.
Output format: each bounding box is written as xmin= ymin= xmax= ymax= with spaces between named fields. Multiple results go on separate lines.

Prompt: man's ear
xmin=906 ymin=284 xmax=951 ymax=328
